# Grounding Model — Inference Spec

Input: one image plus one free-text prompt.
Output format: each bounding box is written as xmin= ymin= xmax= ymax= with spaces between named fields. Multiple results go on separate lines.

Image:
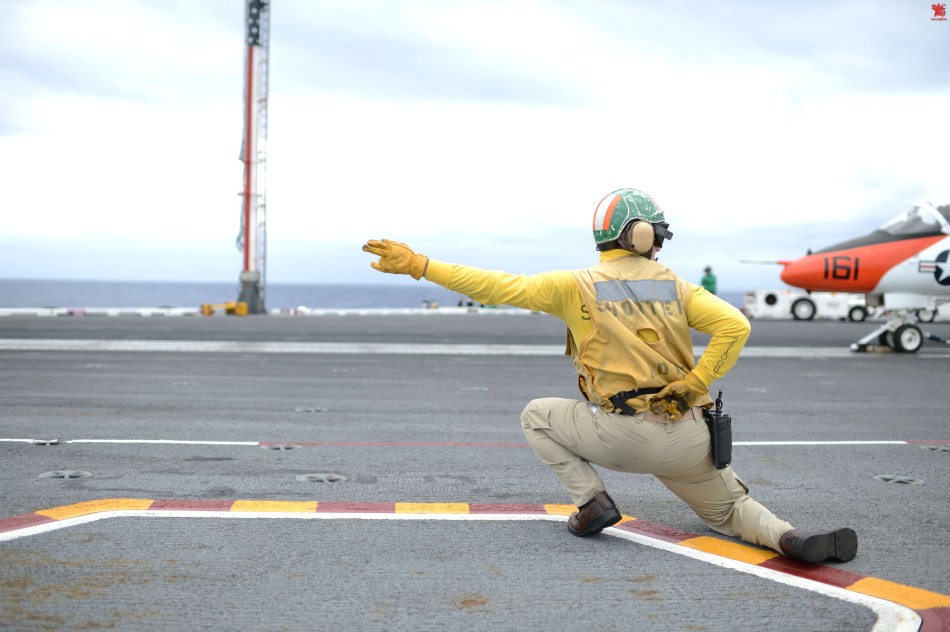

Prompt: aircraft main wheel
xmin=848 ymin=306 xmax=867 ymax=322
xmin=791 ymin=298 xmax=817 ymax=321
xmin=893 ymin=324 xmax=923 ymax=353
xmin=917 ymin=309 xmax=936 ymax=323
xmin=878 ymin=331 xmax=894 ymax=347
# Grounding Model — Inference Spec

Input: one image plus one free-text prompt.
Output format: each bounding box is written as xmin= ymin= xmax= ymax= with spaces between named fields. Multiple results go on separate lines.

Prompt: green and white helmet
xmin=592 ymin=188 xmax=672 ymax=250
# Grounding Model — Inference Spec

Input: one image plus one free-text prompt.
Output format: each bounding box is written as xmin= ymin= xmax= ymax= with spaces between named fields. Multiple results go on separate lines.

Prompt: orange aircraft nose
xmin=778 ymin=237 xmax=942 ymax=294
xmin=779 ymin=255 xmax=830 ymax=291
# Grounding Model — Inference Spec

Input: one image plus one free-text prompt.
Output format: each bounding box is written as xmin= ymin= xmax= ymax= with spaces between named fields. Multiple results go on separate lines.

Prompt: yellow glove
xmin=650 ymin=373 xmax=706 ymax=421
xmin=362 ymin=239 xmax=429 ymax=280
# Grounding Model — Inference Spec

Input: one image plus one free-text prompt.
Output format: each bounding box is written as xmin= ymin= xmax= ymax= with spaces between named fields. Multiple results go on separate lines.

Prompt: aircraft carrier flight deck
xmin=1 ymin=312 xmax=948 ymax=631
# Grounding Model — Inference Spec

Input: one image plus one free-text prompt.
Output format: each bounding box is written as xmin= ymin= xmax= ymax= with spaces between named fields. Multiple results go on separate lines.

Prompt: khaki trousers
xmin=520 ymin=397 xmax=793 ymax=553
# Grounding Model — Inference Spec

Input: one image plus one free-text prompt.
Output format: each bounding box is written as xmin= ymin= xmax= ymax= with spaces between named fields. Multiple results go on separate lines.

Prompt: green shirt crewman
xmin=701 ymin=266 xmax=717 ymax=295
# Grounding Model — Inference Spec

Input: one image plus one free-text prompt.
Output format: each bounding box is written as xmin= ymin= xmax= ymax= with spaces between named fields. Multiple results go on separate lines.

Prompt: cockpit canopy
xmin=878 ymin=202 xmax=950 ymax=237
xmin=814 ymin=201 xmax=950 ymax=254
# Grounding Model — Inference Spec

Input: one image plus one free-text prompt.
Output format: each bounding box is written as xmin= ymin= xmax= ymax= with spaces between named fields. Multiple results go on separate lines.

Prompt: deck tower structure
xmin=236 ymin=0 xmax=270 ymax=313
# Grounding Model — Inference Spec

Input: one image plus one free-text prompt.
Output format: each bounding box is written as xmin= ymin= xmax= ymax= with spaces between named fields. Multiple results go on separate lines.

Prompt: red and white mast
xmin=237 ymin=0 xmax=270 ymax=313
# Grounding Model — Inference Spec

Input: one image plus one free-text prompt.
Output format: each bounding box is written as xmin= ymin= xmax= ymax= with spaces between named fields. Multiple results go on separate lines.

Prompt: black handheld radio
xmin=701 ymin=391 xmax=732 ymax=470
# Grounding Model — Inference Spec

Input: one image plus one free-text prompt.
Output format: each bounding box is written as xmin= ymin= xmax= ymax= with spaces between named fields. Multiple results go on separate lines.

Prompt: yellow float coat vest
xmin=568 ymin=257 xmax=713 ymax=413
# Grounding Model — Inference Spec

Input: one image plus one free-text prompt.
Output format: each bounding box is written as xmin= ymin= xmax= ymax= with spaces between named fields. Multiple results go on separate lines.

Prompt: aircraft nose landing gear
xmin=892 ymin=324 xmax=924 ymax=353
xmin=851 ymin=311 xmax=925 ymax=353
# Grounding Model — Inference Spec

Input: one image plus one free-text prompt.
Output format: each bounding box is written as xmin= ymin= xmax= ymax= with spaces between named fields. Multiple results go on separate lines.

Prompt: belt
xmin=638 ymin=407 xmax=698 ymax=423
xmin=609 ymin=387 xmax=664 ymax=416
xmin=608 ymin=387 xmax=698 ymax=422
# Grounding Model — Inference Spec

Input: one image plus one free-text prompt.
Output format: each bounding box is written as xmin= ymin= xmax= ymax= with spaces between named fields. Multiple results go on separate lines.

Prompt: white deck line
xmin=0 ymin=509 xmax=920 ymax=632
xmin=607 ymin=527 xmax=920 ymax=632
xmin=0 ymin=308 xmax=201 ymax=317
xmin=0 ymin=438 xmax=913 ymax=447
xmin=0 ymin=338 xmax=862 ymax=358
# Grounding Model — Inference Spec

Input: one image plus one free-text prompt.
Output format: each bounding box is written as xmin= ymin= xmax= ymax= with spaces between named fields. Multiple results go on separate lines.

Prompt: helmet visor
xmin=653 ymin=222 xmax=673 ymax=248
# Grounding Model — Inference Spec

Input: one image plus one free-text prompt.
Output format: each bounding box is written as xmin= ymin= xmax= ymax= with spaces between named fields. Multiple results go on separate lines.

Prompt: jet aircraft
xmin=773 ymin=200 xmax=950 ymax=352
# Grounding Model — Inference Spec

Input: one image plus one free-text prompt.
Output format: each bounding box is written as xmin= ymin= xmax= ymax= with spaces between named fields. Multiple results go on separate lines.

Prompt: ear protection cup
xmin=628 ymin=221 xmax=655 ymax=254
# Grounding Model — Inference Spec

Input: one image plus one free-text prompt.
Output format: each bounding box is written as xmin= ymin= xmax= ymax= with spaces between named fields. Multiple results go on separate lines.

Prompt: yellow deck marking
xmin=680 ymin=536 xmax=780 ymax=565
xmin=395 ymin=502 xmax=469 ymax=514
xmin=36 ymin=498 xmax=154 ymax=520
xmin=848 ymin=577 xmax=950 ymax=609
xmin=230 ymin=500 xmax=318 ymax=513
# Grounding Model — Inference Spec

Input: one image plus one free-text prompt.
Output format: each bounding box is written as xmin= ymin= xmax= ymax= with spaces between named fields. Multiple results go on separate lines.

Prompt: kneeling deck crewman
xmin=362 ymin=188 xmax=857 ymax=563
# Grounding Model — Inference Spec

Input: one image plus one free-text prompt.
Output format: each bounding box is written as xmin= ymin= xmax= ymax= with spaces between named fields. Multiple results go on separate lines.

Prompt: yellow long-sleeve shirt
xmin=424 ymin=249 xmax=750 ymax=390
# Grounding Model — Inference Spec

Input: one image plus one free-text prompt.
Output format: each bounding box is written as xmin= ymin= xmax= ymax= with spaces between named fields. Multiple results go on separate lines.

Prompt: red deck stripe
xmin=615 ymin=518 xmax=698 ymax=543
xmin=0 ymin=513 xmax=56 ymax=533
xmin=920 ymin=607 xmax=950 ymax=632
xmin=264 ymin=441 xmax=530 ymax=448
xmin=760 ymin=556 xmax=868 ymax=589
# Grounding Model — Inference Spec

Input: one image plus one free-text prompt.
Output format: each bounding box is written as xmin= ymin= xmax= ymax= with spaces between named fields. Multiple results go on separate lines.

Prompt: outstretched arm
xmin=362 ymin=239 xmax=576 ymax=317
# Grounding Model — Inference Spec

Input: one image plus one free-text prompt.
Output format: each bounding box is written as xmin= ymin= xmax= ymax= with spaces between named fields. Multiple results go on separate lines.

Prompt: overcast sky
xmin=1 ymin=0 xmax=948 ymax=291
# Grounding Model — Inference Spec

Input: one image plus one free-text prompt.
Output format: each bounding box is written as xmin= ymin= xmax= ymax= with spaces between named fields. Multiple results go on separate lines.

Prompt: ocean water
xmin=0 ymin=279 xmax=463 ymax=310
xmin=0 ymin=278 xmax=745 ymax=310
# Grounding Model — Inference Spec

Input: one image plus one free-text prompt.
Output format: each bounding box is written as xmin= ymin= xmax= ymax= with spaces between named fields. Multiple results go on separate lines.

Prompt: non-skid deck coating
xmin=4 ymin=316 xmax=949 ymax=631
xmin=2 ymin=498 xmax=948 ymax=632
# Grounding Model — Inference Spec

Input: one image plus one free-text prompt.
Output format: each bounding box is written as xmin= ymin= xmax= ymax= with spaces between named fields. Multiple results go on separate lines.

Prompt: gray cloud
xmin=272 ymin=22 xmax=586 ymax=106
xmin=3 ymin=0 xmax=946 ymax=119
xmin=0 ymin=2 xmax=241 ymax=112
xmin=576 ymin=0 xmax=950 ymax=93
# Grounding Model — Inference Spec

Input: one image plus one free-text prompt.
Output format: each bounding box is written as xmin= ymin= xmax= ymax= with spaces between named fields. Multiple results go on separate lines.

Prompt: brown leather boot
xmin=779 ymin=528 xmax=858 ymax=563
xmin=567 ymin=491 xmax=621 ymax=537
